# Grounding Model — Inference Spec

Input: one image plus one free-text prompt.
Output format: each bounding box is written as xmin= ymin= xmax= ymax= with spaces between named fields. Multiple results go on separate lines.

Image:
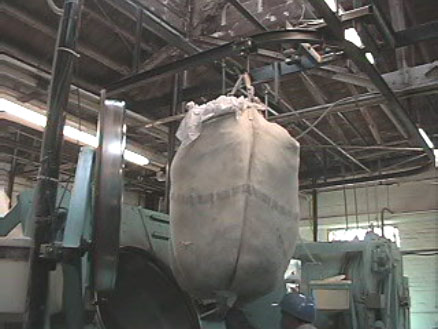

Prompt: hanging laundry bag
xmin=170 ymin=96 xmax=300 ymax=303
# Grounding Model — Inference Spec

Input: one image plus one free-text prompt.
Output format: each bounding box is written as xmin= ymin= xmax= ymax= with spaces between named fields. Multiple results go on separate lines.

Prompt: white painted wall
xmin=298 ymin=168 xmax=438 ymax=329
xmin=0 ymin=162 xmax=34 ymax=212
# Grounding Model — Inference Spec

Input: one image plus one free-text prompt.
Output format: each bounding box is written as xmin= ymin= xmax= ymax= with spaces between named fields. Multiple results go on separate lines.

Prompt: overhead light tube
xmin=418 ymin=128 xmax=435 ymax=149
xmin=0 ymin=98 xmax=150 ymax=166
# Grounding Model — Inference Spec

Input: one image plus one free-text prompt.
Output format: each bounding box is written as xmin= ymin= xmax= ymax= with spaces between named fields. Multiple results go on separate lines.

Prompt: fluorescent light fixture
xmin=0 ymin=98 xmax=149 ymax=167
xmin=418 ymin=128 xmax=437 ymax=168
xmin=324 ymin=0 xmax=337 ymax=12
xmin=124 ymin=150 xmax=150 ymax=166
xmin=63 ymin=126 xmax=98 ymax=148
xmin=365 ymin=52 xmax=375 ymax=64
xmin=1 ymin=98 xmax=47 ymax=127
xmin=344 ymin=28 xmax=375 ymax=64
xmin=345 ymin=27 xmax=363 ymax=48
xmin=418 ymin=128 xmax=434 ymax=149
xmin=105 ymin=99 xmax=126 ymax=107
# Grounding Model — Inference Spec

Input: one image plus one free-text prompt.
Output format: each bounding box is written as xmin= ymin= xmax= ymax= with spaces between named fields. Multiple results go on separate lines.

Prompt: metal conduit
xmin=23 ymin=1 xmax=82 ymax=328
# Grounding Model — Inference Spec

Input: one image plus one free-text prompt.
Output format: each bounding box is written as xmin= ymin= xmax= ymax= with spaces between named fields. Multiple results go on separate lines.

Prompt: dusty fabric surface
xmin=170 ymin=97 xmax=300 ymax=303
xmin=297 ymin=324 xmax=318 ymax=329
xmin=176 ymin=96 xmax=266 ymax=147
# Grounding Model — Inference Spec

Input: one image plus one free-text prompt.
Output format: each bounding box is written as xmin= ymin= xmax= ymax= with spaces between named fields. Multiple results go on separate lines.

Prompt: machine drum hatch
xmin=97 ymin=247 xmax=201 ymax=329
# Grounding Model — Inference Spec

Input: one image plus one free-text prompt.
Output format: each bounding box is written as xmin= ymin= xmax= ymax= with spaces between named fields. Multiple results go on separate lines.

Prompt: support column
xmin=164 ymin=73 xmax=181 ymax=213
xmin=312 ymin=188 xmax=318 ymax=242
xmin=6 ymin=133 xmax=19 ymax=209
xmin=23 ymin=1 xmax=82 ymax=328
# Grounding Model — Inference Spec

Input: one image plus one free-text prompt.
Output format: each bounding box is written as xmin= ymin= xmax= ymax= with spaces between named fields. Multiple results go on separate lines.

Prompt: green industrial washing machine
xmin=0 ymin=146 xmax=285 ymax=329
xmin=0 ymin=105 xmax=410 ymax=329
xmin=0 ymin=182 xmax=411 ymax=329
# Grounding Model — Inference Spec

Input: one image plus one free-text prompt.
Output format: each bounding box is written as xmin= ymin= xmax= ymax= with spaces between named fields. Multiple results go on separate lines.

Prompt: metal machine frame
xmin=295 ymin=236 xmax=410 ymax=329
xmin=0 ymin=101 xmax=201 ymax=328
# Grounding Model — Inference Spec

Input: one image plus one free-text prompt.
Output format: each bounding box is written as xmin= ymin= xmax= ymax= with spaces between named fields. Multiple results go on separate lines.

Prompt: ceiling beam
xmin=395 ymin=21 xmax=438 ymax=48
xmin=3 ymin=4 xmax=130 ymax=75
xmin=299 ymin=163 xmax=429 ymax=191
xmin=225 ymin=0 xmax=268 ymax=32
xmin=347 ymin=84 xmax=383 ymax=145
xmin=309 ymin=65 xmax=375 ymax=89
xmin=388 ymin=0 xmax=408 ymax=69
xmin=251 ymin=86 xmax=371 ymax=172
xmin=299 ymin=73 xmax=349 ymax=144
xmin=132 ymin=61 xmax=438 ymax=116
xmin=105 ymin=29 xmax=322 ymax=95
xmin=313 ymin=64 xmax=414 ymax=139
xmin=81 ymin=4 xmax=155 ymax=54
xmin=104 ymin=5 xmax=375 ymax=95
xmin=306 ymin=0 xmax=435 ymax=161
xmin=271 ymin=80 xmax=438 ymax=124
xmin=402 ymin=1 xmax=432 ymax=63
xmin=0 ymin=53 xmax=168 ymax=141
xmin=102 ymin=0 xmax=199 ymax=55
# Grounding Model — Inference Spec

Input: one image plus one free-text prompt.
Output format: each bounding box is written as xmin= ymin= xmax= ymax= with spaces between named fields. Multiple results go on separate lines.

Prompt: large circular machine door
xmin=97 ymin=247 xmax=201 ymax=329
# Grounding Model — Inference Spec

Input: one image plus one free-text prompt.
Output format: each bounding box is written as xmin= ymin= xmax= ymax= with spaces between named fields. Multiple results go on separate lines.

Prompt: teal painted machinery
xmin=0 ymin=146 xmax=284 ymax=329
xmin=1 ymin=183 xmax=411 ymax=329
xmin=295 ymin=235 xmax=410 ymax=329
xmin=0 ymin=147 xmax=198 ymax=329
xmin=0 ymin=145 xmax=410 ymax=329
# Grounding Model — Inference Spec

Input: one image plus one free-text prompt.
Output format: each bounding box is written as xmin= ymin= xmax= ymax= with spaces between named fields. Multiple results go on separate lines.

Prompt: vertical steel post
xmin=221 ymin=60 xmax=226 ymax=94
xmin=23 ymin=1 xmax=82 ymax=328
xmin=273 ymin=61 xmax=279 ymax=103
xmin=164 ymin=73 xmax=181 ymax=213
xmin=6 ymin=132 xmax=19 ymax=209
xmin=312 ymin=188 xmax=318 ymax=242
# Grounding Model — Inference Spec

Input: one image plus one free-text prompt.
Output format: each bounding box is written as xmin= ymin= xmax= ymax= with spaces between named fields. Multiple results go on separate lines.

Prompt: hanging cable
xmin=221 ymin=60 xmax=226 ymax=94
xmin=353 ymin=182 xmax=359 ymax=228
xmin=343 ymin=184 xmax=349 ymax=229
xmin=229 ymin=74 xmax=244 ymax=96
xmin=386 ymin=184 xmax=390 ymax=209
xmin=47 ymin=0 xmax=64 ymax=16
xmin=374 ymin=182 xmax=379 ymax=224
xmin=365 ymin=184 xmax=371 ymax=225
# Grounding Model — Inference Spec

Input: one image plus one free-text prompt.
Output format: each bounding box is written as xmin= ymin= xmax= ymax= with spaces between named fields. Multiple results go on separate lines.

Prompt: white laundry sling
xmin=170 ymin=96 xmax=300 ymax=303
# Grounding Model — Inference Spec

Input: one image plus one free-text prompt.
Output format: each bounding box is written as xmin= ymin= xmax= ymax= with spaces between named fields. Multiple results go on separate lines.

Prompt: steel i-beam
xmin=306 ymin=0 xmax=435 ymax=161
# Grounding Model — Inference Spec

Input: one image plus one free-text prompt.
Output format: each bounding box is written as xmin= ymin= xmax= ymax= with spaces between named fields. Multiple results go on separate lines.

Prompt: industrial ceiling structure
xmin=0 ymin=2 xmax=437 ymax=329
xmin=1 ymin=0 xmax=437 ymax=202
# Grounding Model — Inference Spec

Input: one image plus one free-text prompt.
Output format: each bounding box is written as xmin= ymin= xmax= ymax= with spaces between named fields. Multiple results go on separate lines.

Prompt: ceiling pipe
xmin=299 ymin=164 xmax=431 ymax=191
xmin=0 ymin=53 xmax=167 ymax=136
xmin=306 ymin=0 xmax=435 ymax=161
xmin=380 ymin=207 xmax=394 ymax=238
